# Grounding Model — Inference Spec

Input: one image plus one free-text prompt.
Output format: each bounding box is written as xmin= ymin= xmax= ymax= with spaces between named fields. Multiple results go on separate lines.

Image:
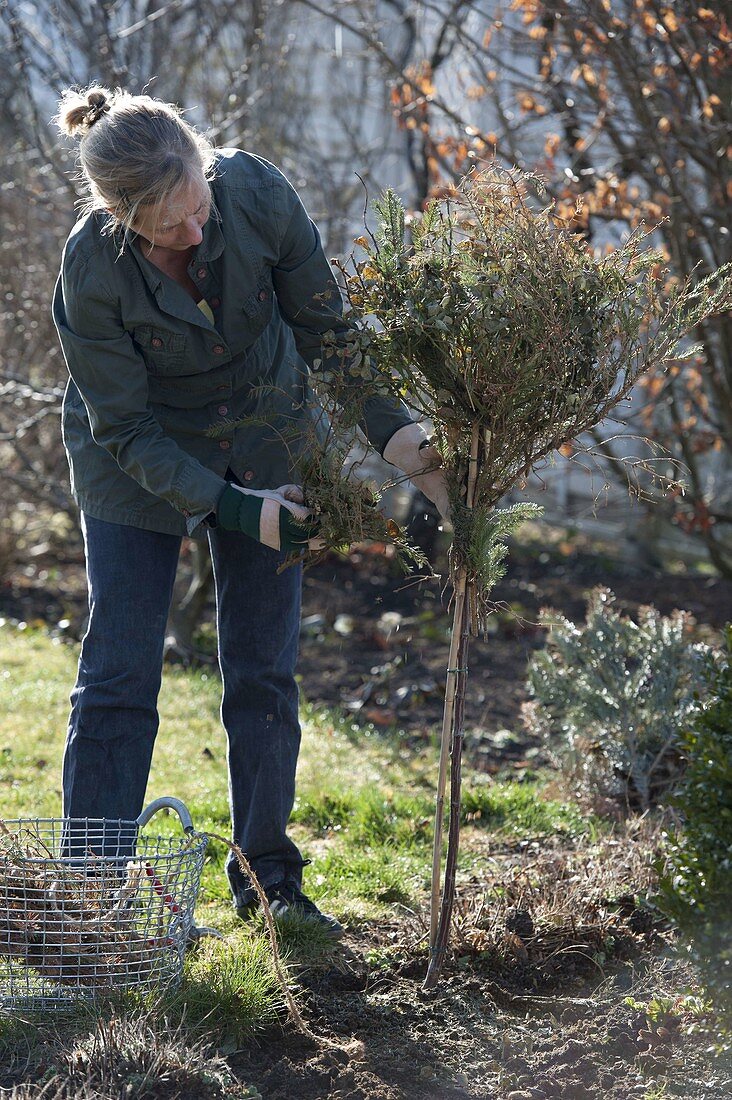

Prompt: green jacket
xmin=52 ymin=147 xmax=411 ymax=538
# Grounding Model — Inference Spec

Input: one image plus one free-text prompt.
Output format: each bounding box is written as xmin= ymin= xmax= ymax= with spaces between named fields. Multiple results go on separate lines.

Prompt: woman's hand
xmin=382 ymin=423 xmax=450 ymax=521
xmin=216 ymin=482 xmax=325 ymax=552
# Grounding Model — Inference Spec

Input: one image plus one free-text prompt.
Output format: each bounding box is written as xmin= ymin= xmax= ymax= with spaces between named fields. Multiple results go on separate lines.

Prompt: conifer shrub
xmin=522 ymin=587 xmax=713 ymax=812
xmin=655 ymin=625 xmax=732 ymax=1033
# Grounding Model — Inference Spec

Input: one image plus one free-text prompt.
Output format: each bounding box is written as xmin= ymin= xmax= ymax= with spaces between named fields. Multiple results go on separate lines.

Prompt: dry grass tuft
xmin=7 ymin=1010 xmax=252 ymax=1099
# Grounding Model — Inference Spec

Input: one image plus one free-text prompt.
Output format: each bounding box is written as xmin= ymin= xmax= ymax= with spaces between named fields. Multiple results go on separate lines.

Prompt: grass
xmin=0 ymin=621 xmax=611 ymax=1092
xmin=165 ymin=934 xmax=284 ymax=1040
xmin=291 ymin=775 xmax=588 ymax=843
xmin=0 ymin=622 xmax=596 ymax=913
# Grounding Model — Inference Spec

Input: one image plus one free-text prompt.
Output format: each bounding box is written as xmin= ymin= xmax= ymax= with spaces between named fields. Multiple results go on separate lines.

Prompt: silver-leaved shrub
xmin=522 ymin=587 xmax=714 ymax=813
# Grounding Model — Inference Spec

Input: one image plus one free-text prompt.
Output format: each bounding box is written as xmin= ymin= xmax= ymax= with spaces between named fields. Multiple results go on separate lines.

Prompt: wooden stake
xmin=425 ymin=422 xmax=481 ymax=989
xmin=424 ymin=586 xmax=471 ymax=988
xmin=427 ymin=564 xmax=467 ymax=949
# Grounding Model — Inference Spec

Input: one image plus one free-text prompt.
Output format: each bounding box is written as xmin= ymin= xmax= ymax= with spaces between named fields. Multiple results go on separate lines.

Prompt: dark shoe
xmin=235 ymin=896 xmax=259 ymax=922
xmin=237 ymin=880 xmax=345 ymax=939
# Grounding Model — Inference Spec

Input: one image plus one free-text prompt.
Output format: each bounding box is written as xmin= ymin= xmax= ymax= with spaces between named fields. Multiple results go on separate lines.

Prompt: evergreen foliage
xmin=466 ymin=502 xmax=542 ymax=594
xmin=655 ymin=625 xmax=732 ymax=1033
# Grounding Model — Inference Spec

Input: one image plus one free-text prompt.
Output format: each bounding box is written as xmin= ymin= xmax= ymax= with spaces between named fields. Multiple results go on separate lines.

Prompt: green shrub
xmin=655 ymin=624 xmax=732 ymax=1033
xmin=523 ymin=587 xmax=712 ymax=811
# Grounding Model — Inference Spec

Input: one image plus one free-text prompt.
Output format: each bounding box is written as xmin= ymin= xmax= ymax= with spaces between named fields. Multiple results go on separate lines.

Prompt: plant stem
xmin=425 ymin=423 xmax=481 ymax=989
xmin=204 ymin=832 xmax=362 ymax=1054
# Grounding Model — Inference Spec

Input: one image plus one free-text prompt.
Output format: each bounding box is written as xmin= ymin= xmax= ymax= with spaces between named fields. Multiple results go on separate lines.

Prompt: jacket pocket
xmin=241 ymin=283 xmax=273 ymax=344
xmin=133 ymin=324 xmax=188 ymax=374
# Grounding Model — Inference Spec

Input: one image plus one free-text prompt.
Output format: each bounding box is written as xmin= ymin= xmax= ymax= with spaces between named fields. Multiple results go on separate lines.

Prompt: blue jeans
xmin=62 ymin=510 xmax=308 ymax=907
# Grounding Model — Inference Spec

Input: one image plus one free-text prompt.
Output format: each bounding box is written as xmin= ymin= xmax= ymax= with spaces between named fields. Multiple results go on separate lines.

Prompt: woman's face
xmin=132 ymin=175 xmax=212 ymax=253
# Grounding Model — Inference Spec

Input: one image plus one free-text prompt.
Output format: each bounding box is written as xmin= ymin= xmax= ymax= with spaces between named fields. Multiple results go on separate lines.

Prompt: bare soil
xmin=227 ymin=814 xmax=730 ymax=1098
xmin=230 ymin=914 xmax=731 ymax=1099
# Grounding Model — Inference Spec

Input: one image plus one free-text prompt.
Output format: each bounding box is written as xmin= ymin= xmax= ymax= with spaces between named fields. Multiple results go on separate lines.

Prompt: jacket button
xmin=210 ymin=297 xmax=221 ymax=309
xmin=151 ymin=337 xmax=163 ymax=348
xmin=257 ymin=288 xmax=268 ymax=302
xmin=213 ymin=344 xmax=225 ymax=355
xmin=197 ymin=266 xmax=207 ymax=279
xmin=219 ymin=440 xmax=231 ymax=450
xmin=218 ymin=405 xmax=228 ymax=415
xmin=216 ymin=384 xmax=228 ymax=392
xmin=244 ymin=470 xmax=255 ymax=481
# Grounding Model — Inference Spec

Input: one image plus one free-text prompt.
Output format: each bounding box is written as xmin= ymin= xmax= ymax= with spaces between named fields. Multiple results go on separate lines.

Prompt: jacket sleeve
xmin=271 ymin=175 xmax=413 ymax=456
xmin=52 ymin=257 xmax=227 ymax=531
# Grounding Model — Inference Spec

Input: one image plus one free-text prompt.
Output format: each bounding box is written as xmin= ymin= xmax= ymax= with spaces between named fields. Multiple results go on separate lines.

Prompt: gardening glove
xmin=216 ymin=482 xmax=325 ymax=552
xmin=382 ymin=422 xmax=451 ymax=522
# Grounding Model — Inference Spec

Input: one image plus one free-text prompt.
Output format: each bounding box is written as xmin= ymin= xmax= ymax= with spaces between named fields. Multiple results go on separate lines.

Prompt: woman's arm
xmin=271 ymin=175 xmax=414 ymax=456
xmin=270 ymin=176 xmax=449 ymax=518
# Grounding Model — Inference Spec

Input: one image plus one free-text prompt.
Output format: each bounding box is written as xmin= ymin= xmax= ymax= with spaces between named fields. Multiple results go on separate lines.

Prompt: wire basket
xmin=0 ymin=797 xmax=208 ymax=1011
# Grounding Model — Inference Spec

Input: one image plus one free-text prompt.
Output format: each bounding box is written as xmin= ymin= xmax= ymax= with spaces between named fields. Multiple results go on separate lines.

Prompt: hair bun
xmin=85 ymin=91 xmax=112 ymax=126
xmin=55 ymin=85 xmax=114 ymax=138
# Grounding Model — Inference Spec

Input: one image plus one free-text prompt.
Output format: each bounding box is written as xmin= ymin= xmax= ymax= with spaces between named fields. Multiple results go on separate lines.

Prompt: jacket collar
xmin=124 ymin=202 xmax=225 ymax=329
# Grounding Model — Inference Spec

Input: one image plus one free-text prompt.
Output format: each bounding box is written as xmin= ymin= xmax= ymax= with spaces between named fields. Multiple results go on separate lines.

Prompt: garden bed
xmin=3 ymin=528 xmax=730 ymax=776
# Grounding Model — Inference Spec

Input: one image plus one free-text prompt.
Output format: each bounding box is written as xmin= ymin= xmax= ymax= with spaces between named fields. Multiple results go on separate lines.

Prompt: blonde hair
xmin=54 ymin=84 xmax=218 ymax=244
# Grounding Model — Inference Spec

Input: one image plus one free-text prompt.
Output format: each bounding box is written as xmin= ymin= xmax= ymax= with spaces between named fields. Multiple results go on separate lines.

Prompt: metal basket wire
xmin=0 ymin=797 xmax=208 ymax=1011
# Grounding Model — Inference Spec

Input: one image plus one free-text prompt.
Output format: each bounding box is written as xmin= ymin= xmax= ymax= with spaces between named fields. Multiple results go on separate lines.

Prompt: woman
xmin=52 ymin=85 xmax=448 ymax=936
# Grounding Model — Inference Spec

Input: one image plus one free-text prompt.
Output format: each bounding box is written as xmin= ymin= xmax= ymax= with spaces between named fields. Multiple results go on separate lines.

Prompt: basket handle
xmin=136 ymin=796 xmax=195 ymax=834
